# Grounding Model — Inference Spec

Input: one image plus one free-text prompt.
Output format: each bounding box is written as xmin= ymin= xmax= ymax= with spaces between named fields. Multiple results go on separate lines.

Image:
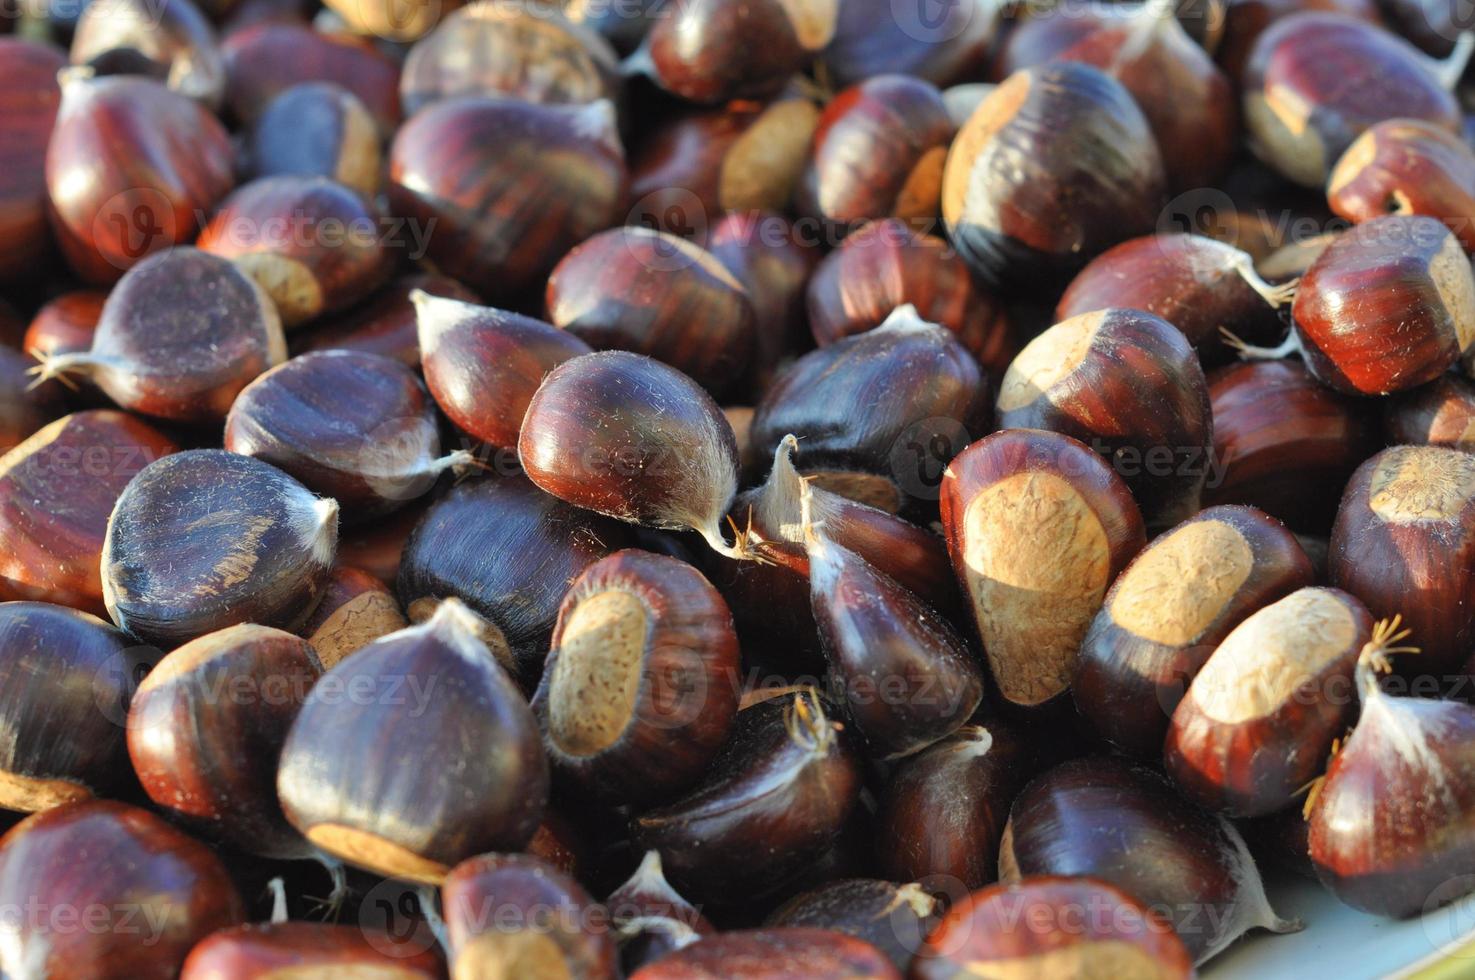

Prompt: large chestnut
xmin=1075 ymin=505 xmax=1314 ymax=758
xmin=278 ymin=599 xmax=548 ymax=884
xmin=247 ymin=82 xmax=381 ymax=197
xmin=70 ymin=0 xmax=225 ymax=109
xmin=942 ymin=62 xmax=1166 ymax=289
xmin=1384 ymin=373 xmax=1475 ymax=449
xmin=1329 ymin=118 xmax=1475 ymax=252
xmin=0 ymin=39 xmax=64 ymax=283
xmin=222 ymin=23 xmax=402 ymax=133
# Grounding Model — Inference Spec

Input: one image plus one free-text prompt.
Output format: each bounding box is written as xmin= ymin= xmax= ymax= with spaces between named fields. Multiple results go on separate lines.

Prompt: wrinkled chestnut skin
xmin=1074 ymin=505 xmax=1315 ymax=758
xmin=247 ymin=81 xmax=382 ymax=197
xmin=1384 ymin=373 xmax=1475 ymax=449
xmin=182 ymin=922 xmax=446 ymax=978
xmin=222 ymin=23 xmax=401 ymax=133
xmin=942 ymin=63 xmax=1166 ymax=290
xmin=0 ymin=39 xmax=64 ymax=283
xmin=1205 ymin=360 xmax=1379 ymax=534
xmin=709 ymin=210 xmax=818 ymax=389
xmin=0 ymin=411 xmax=178 ymax=614
xmin=389 ymin=97 xmax=626 ymax=304
xmin=296 ymin=564 xmax=405 ymax=668
xmin=768 ymin=879 xmax=939 ymax=972
xmin=1329 ymin=119 xmax=1475 ymax=252
xmin=630 ymin=928 xmax=900 ymax=979
xmin=913 ymin=877 xmax=1194 ymax=980
xmin=296 ymin=273 xmax=479 ymax=368
xmin=0 ymin=800 xmax=245 ymax=980
xmin=443 ymin=853 xmax=618 ymax=980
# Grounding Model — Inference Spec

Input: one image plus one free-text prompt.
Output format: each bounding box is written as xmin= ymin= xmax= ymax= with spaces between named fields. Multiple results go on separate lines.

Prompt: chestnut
xmin=941 ymin=62 xmax=1166 ymax=289
xmin=520 ymin=351 xmax=752 ymax=559
xmin=1215 ymin=0 xmax=1383 ymax=83
xmin=545 ymin=226 xmax=758 ymax=396
xmin=912 ymin=876 xmax=1194 ymax=980
xmin=296 ymin=272 xmax=479 ymax=368
xmin=708 ymin=209 xmax=818 ymax=389
xmin=45 ymin=71 xmax=235 ymax=283
xmin=751 ymin=305 xmax=991 ymax=514
xmin=128 ymin=623 xmax=323 ymax=859
xmin=994 ymin=0 xmax=1239 ymax=192
xmin=247 ymin=82 xmax=381 ymax=198
xmin=1381 ymin=0 xmax=1473 ymax=54
xmin=1074 ymin=505 xmax=1315 ymax=758
xmin=278 ymin=599 xmax=548 ymax=884
xmin=1243 ymin=12 xmax=1469 ymax=186
xmin=70 ymin=0 xmax=225 ymax=109
xmin=631 ymin=693 xmax=862 ymax=904
xmin=806 ymin=219 xmax=1012 ymax=375
xmin=103 ymin=450 xmax=337 ymax=648
xmin=1306 ymin=617 xmax=1475 ymax=917
xmin=0 ymin=602 xmax=152 ymax=812
xmin=1384 ymin=373 xmax=1475 ymax=449
xmin=1329 ymin=118 xmax=1475 ymax=253
xmin=400 ymin=1 xmax=621 ymax=113
xmin=1056 ymin=233 xmax=1295 ymax=364
xmin=819 ymin=0 xmax=993 ymax=89
xmin=182 ymin=921 xmax=445 ymax=978
xmin=767 ymin=879 xmax=939 ymax=972
xmin=225 ymin=350 xmax=470 ymax=521
xmin=31 ymin=247 xmax=286 ymax=423
xmin=1329 ymin=445 xmax=1475 ymax=677
xmin=941 ymin=429 xmax=1146 ymax=711
xmin=795 ymin=74 xmax=955 ymax=234
xmin=21 ymin=289 xmax=105 ymax=360
xmin=530 ymin=549 xmax=741 ymax=805
xmin=443 ymin=853 xmax=618 ymax=979
xmin=630 ymin=929 xmax=899 ymax=979
xmin=222 ymin=23 xmax=402 ymax=134
xmin=1164 ymin=586 xmax=1373 ymax=816
xmin=1000 ymin=756 xmax=1298 ymax=962
xmin=1204 ymin=360 xmax=1378 ymax=534
xmin=996 ymin=308 xmax=1212 ymax=528
xmin=608 ymin=850 xmax=714 ymax=970
xmin=297 ymin=565 xmax=407 ymax=668
xmin=389 ymin=97 xmax=626 ymax=304
xmin=0 ymin=39 xmax=64 ymax=283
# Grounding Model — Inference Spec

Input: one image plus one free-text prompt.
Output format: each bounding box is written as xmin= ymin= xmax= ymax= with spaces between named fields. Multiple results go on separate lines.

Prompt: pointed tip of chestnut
xmin=55 ymin=64 xmax=96 ymax=93
xmin=419 ymin=595 xmax=494 ymax=656
xmin=572 ymin=97 xmax=621 ymax=148
xmin=877 ymin=303 xmax=930 ymax=333
xmin=304 ymin=496 xmax=340 ymax=565
xmin=409 ymin=288 xmax=481 ymax=353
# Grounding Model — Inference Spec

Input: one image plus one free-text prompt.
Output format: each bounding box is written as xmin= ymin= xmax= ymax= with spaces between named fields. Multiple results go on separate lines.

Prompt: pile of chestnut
xmin=5 ymin=0 xmax=1475 ymax=973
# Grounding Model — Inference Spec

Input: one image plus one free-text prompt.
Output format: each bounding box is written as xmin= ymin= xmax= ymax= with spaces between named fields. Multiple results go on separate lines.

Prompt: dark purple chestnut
xmin=941 ymin=62 xmax=1166 ymax=290
xmin=1165 ymin=586 xmax=1373 ymax=816
xmin=0 ymin=39 xmax=64 ymax=283
xmin=247 ymin=82 xmax=381 ymax=197
xmin=631 ymin=928 xmax=899 ymax=979
xmin=1329 ymin=118 xmax=1475 ymax=253
xmin=295 ymin=272 xmax=479 ymax=368
xmin=1000 ymin=756 xmax=1298 ymax=962
xmin=767 ymin=879 xmax=939 ymax=972
xmin=940 ymin=429 xmax=1145 ymax=711
xmin=531 ymin=549 xmax=741 ymax=805
xmin=182 ymin=922 xmax=445 ymax=978
xmin=1215 ymin=0 xmax=1383 ymax=83
xmin=296 ymin=564 xmax=406 ymax=668
xmin=103 ymin=450 xmax=337 ymax=648
xmin=1074 ymin=505 xmax=1315 ymax=758
xmin=545 ymin=226 xmax=757 ymax=397
xmin=819 ymin=0 xmax=994 ymax=88
xmin=278 ymin=600 xmax=548 ymax=884
xmin=222 ymin=23 xmax=402 ymax=134
xmin=708 ymin=209 xmax=818 ymax=389
xmin=1384 ymin=373 xmax=1475 ymax=449
xmin=70 ymin=0 xmax=225 ymax=109
xmin=389 ymin=97 xmax=626 ymax=304
xmin=225 ymin=350 xmax=470 ymax=522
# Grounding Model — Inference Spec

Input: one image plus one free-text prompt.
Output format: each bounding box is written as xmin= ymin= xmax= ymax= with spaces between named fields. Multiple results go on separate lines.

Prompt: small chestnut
xmin=1384 ymin=373 xmax=1475 ymax=449
xmin=70 ymin=0 xmax=226 ymax=109
xmin=247 ymin=82 xmax=382 ymax=197
xmin=21 ymin=289 xmax=105 ymax=361
xmin=0 ymin=39 xmax=65 ymax=283
xmin=297 ymin=564 xmax=407 ymax=668
xmin=1329 ymin=118 xmax=1475 ymax=252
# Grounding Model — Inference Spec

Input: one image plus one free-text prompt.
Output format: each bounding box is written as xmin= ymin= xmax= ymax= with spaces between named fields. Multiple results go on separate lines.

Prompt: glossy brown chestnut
xmin=389 ymin=97 xmax=626 ymax=303
xmin=1056 ymin=233 xmax=1294 ymax=363
xmin=994 ymin=0 xmax=1238 ymax=191
xmin=1306 ymin=619 xmax=1475 ymax=917
xmin=631 ymin=693 xmax=862 ymax=904
xmin=1242 ymin=12 xmax=1468 ymax=186
xmin=297 ymin=565 xmax=406 ymax=668
xmin=247 ymin=82 xmax=381 ymax=197
xmin=751 ymin=305 xmax=991 ymax=514
xmin=1329 ymin=445 xmax=1475 ymax=676
xmin=222 ymin=23 xmax=402 ymax=133
xmin=912 ymin=876 xmax=1194 ymax=980
xmin=941 ymin=62 xmax=1166 ymax=289
xmin=1074 ymin=505 xmax=1315 ymax=758
xmin=1329 ymin=118 xmax=1475 ymax=252
xmin=1384 ymin=373 xmax=1475 ymax=449
xmin=128 ymin=624 xmax=323 ymax=857
xmin=767 ymin=879 xmax=939 ymax=972
xmin=795 ymin=75 xmax=955 ymax=233
xmin=1215 ymin=0 xmax=1382 ymax=83
xmin=1000 ymin=756 xmax=1297 ymax=962
xmin=443 ymin=853 xmax=618 ymax=979
xmin=182 ymin=921 xmax=446 ymax=978
xmin=0 ymin=39 xmax=64 ymax=283
xmin=1165 ymin=586 xmax=1373 ymax=816
xmin=530 ymin=549 xmax=740 ymax=804
xmin=396 ymin=474 xmax=634 ymax=682
xmin=296 ymin=273 xmax=479 ymax=368
xmin=45 ymin=72 xmax=235 ymax=283
xmin=940 ymin=429 xmax=1145 ymax=711
xmin=225 ymin=350 xmax=469 ymax=521
xmin=70 ymin=0 xmax=225 ymax=109
xmin=0 ymin=602 xmax=152 ymax=811
xmin=630 ymin=928 xmax=897 ymax=979
xmin=0 ymin=800 xmax=244 ymax=979
xmin=0 ymin=410 xmax=177 ymax=614
xmin=806 ymin=219 xmax=1012 ymax=374
xmin=996 ymin=308 xmax=1212 ymax=528
xmin=708 ymin=209 xmax=818 ymax=389
xmin=400 ymin=1 xmax=621 ymax=112
xmin=21 ymin=289 xmax=105 ymax=360
xmin=545 ymin=226 xmax=758 ymax=396
xmin=103 ymin=450 xmax=337 ymax=647
xmin=278 ymin=600 xmax=548 ymax=884
xmin=31 ymin=247 xmax=286 ymax=422
xmin=1204 ymin=360 xmax=1378 ymax=533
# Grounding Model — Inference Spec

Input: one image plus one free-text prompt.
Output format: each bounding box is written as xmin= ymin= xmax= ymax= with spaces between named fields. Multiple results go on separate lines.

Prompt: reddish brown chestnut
xmin=182 ymin=921 xmax=445 ymax=978
xmin=1329 ymin=119 xmax=1475 ymax=252
xmin=940 ymin=429 xmax=1145 ymax=711
xmin=21 ymin=290 xmax=105 ymax=360
xmin=630 ymin=928 xmax=899 ymax=980
xmin=1165 ymin=586 xmax=1374 ymax=816
xmin=222 ymin=23 xmax=402 ymax=133
xmin=103 ymin=450 xmax=337 ymax=648
xmin=1074 ymin=505 xmax=1315 ymax=758
xmin=0 ymin=39 xmax=64 ymax=283
xmin=296 ymin=273 xmax=479 ymax=368
xmin=278 ymin=600 xmax=549 ymax=884
xmin=530 ymin=549 xmax=740 ymax=805
xmin=942 ymin=62 xmax=1166 ymax=289
xmin=1384 ymin=373 xmax=1475 ymax=449
xmin=247 ymin=82 xmax=381 ymax=197
xmin=820 ymin=0 xmax=994 ymax=88
xmin=296 ymin=565 xmax=406 ymax=669
xmin=70 ymin=0 xmax=225 ymax=109
xmin=0 ymin=800 xmax=244 ymax=979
